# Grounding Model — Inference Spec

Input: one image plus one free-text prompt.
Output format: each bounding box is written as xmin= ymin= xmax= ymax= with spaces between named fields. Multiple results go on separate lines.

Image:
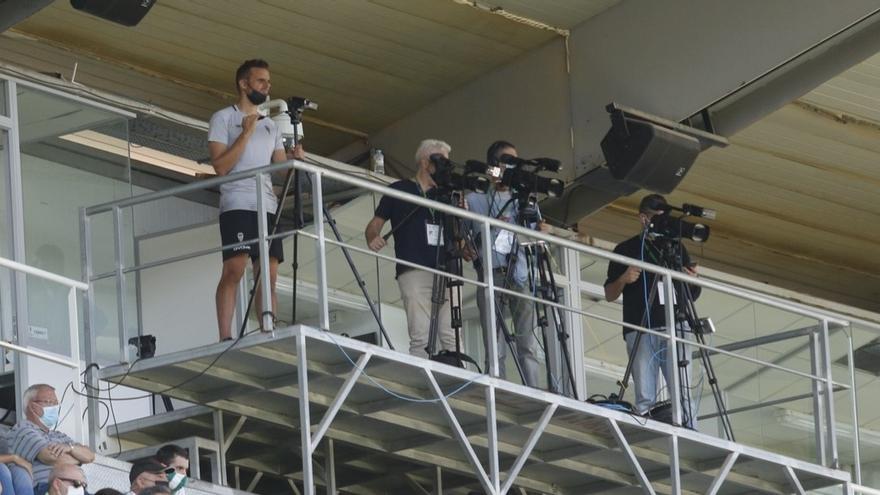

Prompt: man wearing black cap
xmin=125 ymin=460 xmax=167 ymax=495
xmin=604 ymin=194 xmax=700 ymax=426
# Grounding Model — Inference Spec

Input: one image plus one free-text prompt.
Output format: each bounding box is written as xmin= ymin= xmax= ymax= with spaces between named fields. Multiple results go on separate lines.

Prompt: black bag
xmin=430 ymin=350 xmax=481 ymax=371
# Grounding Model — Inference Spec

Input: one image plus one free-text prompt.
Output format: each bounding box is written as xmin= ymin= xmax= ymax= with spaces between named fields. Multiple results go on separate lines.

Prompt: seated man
xmin=125 ymin=460 xmax=167 ymax=495
xmin=5 ymin=384 xmax=94 ymax=495
xmin=46 ymin=464 xmax=87 ymax=495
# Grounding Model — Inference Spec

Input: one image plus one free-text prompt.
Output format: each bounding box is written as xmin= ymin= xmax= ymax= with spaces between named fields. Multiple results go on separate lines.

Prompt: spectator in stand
xmin=154 ymin=445 xmax=188 ymax=477
xmin=45 ymin=465 xmax=86 ymax=495
xmin=0 ymin=452 xmax=34 ymax=495
xmin=125 ymin=460 xmax=166 ymax=495
xmin=4 ymin=384 xmax=94 ymax=495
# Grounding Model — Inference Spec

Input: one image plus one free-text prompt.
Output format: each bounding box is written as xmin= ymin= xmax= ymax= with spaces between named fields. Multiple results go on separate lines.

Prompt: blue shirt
xmin=465 ymin=188 xmax=540 ymax=286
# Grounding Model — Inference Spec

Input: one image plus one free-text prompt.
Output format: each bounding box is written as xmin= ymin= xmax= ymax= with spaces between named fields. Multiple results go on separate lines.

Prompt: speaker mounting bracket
xmin=605 ymin=102 xmax=729 ymax=150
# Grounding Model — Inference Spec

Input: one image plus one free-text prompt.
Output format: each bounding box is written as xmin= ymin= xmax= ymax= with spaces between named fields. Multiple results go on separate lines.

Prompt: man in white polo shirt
xmin=208 ymin=59 xmax=305 ymax=341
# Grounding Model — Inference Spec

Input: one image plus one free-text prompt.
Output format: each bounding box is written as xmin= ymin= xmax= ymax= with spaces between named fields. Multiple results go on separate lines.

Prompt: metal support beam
xmin=255 ymin=173 xmax=274 ymax=332
xmin=810 ymin=331 xmax=827 ymax=465
xmin=297 ymin=331 xmax=315 ymax=495
xmin=663 ymin=274 xmax=682 ymax=427
xmin=667 ymin=435 xmax=680 ymax=495
xmin=608 ymin=419 xmax=656 ymax=495
xmin=424 ymin=369 xmax=495 ymax=494
xmin=325 ymin=439 xmax=336 ymax=495
xmin=312 ymin=352 xmax=372 ymax=450
xmin=784 ymin=466 xmax=806 ymax=495
xmin=434 ymin=466 xmax=442 ymax=495
xmin=311 ymin=171 xmax=329 ymax=329
xmin=287 ymin=478 xmax=302 ymax=495
xmin=481 ymin=220 xmax=498 ymax=377
xmin=563 ymin=249 xmax=587 ymax=399
xmin=500 ymin=403 xmax=556 ymax=495
xmin=847 ymin=332 xmax=862 ymax=485
xmin=212 ymin=410 xmax=228 ymax=485
xmin=246 ymin=472 xmax=263 ymax=492
xmin=706 ymin=452 xmax=739 ymax=495
xmin=821 ymin=320 xmax=839 ymax=468
xmin=223 ymin=415 xmax=248 ymax=452
xmin=486 ymin=386 xmax=500 ymax=494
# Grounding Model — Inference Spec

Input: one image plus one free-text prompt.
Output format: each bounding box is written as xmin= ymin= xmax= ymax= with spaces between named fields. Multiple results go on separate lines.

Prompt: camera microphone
xmin=287 ymin=97 xmax=319 ymax=112
xmin=682 ymin=203 xmax=717 ymax=220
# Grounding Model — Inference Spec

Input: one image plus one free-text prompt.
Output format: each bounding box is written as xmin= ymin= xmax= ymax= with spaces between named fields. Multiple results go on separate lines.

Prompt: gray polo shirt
xmin=207 ymin=105 xmax=284 ymax=213
xmin=3 ymin=420 xmax=74 ymax=484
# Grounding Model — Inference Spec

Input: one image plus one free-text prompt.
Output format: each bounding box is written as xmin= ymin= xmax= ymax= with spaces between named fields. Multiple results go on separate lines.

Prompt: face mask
xmin=39 ymin=405 xmax=60 ymax=430
xmin=167 ymin=471 xmax=188 ymax=493
xmin=67 ymin=486 xmax=84 ymax=495
xmin=246 ymin=88 xmax=267 ymax=106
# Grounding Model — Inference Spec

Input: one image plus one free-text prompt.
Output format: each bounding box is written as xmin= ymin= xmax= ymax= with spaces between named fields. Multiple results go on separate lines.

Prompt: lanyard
xmin=414 ymin=180 xmax=436 ymax=221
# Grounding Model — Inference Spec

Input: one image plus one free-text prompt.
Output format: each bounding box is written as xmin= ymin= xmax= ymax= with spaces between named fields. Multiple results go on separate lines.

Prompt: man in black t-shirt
xmin=364 ymin=139 xmax=455 ymax=357
xmin=605 ymin=194 xmax=700 ymax=425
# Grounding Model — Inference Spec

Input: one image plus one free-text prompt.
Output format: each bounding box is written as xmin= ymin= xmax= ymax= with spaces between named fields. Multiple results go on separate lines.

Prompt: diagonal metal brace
xmin=608 ymin=418 xmax=656 ymax=495
xmin=501 ymin=403 xmax=557 ymax=495
xmin=424 ymin=369 xmax=495 ymax=495
xmin=310 ymin=352 xmax=372 ymax=453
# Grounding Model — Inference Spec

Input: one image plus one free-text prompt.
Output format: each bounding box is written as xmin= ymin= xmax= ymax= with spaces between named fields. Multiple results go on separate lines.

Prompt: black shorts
xmin=219 ymin=210 xmax=285 ymax=262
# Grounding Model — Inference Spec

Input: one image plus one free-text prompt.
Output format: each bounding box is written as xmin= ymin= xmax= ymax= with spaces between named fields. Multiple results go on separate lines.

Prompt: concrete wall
xmin=368 ymin=38 xmax=575 ymax=182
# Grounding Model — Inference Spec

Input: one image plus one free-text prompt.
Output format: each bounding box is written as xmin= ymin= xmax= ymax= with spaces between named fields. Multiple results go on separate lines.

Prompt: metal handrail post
xmin=481 ymin=219 xmax=498 ymax=377
xmin=312 ymin=171 xmax=329 ymax=329
xmin=664 ymin=273 xmax=682 ymax=427
xmin=255 ymin=173 xmax=274 ymax=332
xmin=112 ymin=206 xmax=129 ymax=363
xmin=821 ymin=319 xmax=839 ymax=468
xmin=848 ymin=331 xmax=862 ymax=484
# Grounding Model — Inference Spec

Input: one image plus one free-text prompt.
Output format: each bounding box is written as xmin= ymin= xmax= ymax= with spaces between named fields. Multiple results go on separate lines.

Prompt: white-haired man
xmin=5 ymin=384 xmax=94 ymax=495
xmin=365 ymin=139 xmax=456 ymax=357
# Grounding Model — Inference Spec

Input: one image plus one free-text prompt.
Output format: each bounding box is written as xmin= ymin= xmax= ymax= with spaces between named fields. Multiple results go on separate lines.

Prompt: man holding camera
xmin=466 ymin=141 xmax=549 ymax=388
xmin=208 ymin=59 xmax=305 ymax=342
xmin=365 ymin=139 xmax=457 ymax=358
xmin=604 ymin=194 xmax=699 ymax=426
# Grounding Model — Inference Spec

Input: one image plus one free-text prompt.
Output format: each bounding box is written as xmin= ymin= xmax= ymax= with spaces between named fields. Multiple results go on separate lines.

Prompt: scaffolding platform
xmin=99 ymin=325 xmax=850 ymax=495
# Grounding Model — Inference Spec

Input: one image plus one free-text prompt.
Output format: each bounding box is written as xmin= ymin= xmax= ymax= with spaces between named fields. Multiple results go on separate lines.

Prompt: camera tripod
xmin=426 ymin=197 xmax=480 ymax=368
xmin=472 ymin=191 xmax=576 ymax=396
xmin=237 ymin=107 xmax=394 ymax=350
xmin=615 ymin=233 xmax=733 ymax=439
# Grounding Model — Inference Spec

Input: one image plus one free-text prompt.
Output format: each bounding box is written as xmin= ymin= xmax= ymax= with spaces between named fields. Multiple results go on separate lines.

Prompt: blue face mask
xmin=39 ymin=405 xmax=60 ymax=430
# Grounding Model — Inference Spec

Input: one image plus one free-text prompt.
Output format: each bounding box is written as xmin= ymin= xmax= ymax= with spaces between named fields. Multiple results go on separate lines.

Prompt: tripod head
xmin=264 ymin=96 xmax=318 ymax=149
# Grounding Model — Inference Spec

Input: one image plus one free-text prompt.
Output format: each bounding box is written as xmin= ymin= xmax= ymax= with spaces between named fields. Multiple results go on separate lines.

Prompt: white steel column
xmin=481 ymin=220 xmax=498 ymax=377
xmin=563 ymin=249 xmax=586 ymax=399
xmin=296 ymin=330 xmax=314 ymax=495
xmin=311 ymin=170 xmax=329 ymax=329
xmin=255 ymin=173 xmax=274 ymax=332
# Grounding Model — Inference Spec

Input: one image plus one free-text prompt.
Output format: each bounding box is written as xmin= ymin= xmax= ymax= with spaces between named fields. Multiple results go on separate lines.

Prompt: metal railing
xmin=81 ymin=156 xmax=873 ymax=485
xmin=0 ymin=256 xmax=87 ymax=442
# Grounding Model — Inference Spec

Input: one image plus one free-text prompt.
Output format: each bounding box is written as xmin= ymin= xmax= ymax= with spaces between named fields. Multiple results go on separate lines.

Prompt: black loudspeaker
xmin=70 ymin=0 xmax=156 ymax=27
xmin=601 ymin=117 xmax=701 ymax=194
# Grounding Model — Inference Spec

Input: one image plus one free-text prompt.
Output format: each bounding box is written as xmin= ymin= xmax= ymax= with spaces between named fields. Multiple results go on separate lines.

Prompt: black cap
xmin=129 ymin=459 xmax=166 ymax=483
xmin=639 ymin=194 xmax=668 ymax=214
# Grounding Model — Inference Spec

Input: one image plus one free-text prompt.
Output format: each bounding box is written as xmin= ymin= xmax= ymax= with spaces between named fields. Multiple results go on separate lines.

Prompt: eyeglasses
xmin=59 ymin=478 xmax=87 ymax=489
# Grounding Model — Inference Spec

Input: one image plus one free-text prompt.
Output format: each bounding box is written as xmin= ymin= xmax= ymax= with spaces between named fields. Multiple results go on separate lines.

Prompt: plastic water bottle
xmin=371 ymin=148 xmax=385 ymax=175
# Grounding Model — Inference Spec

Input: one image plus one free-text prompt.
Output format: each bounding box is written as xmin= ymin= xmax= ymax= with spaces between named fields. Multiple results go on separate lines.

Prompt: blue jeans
xmin=0 ymin=464 xmax=34 ymax=495
xmin=625 ymin=329 xmax=694 ymax=427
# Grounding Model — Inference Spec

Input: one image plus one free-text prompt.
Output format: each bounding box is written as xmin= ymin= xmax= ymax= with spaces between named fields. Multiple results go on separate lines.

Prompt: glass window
xmin=17 ymin=87 xmax=133 ymax=360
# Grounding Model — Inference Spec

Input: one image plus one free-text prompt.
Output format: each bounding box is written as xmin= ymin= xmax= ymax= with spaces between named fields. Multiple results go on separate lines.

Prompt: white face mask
xmin=67 ymin=485 xmax=85 ymax=495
